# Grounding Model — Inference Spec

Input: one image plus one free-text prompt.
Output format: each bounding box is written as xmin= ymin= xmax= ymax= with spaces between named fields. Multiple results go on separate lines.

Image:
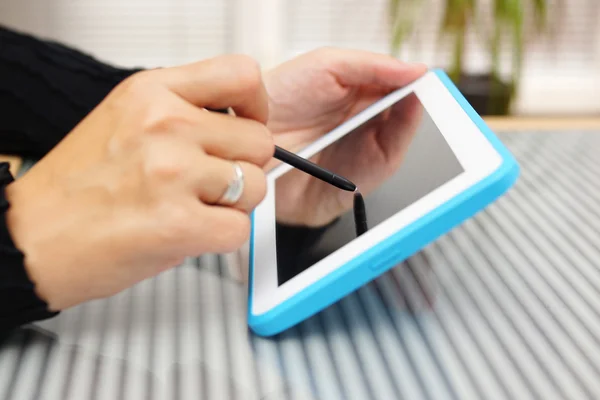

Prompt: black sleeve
xmin=0 ymin=25 xmax=141 ymax=158
xmin=0 ymin=26 xmax=139 ymax=331
xmin=0 ymin=163 xmax=58 ymax=332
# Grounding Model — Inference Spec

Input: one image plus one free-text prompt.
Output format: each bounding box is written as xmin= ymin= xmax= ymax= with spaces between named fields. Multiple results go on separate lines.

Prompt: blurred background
xmin=0 ymin=0 xmax=599 ymax=117
xmin=2 ymin=4 xmax=600 ymax=399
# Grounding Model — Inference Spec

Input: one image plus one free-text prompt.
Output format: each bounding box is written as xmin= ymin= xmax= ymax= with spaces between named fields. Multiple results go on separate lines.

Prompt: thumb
xmin=377 ymin=92 xmax=423 ymax=165
xmin=320 ymin=48 xmax=427 ymax=88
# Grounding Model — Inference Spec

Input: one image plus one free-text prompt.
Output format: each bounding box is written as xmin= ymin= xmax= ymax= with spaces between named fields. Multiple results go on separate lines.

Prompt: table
xmin=2 ymin=130 xmax=600 ymax=399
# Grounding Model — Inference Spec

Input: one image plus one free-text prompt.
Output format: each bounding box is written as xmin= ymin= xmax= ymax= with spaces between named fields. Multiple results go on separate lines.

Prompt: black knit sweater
xmin=0 ymin=26 xmax=139 ymax=158
xmin=0 ymin=26 xmax=330 ymax=332
xmin=0 ymin=25 xmax=141 ymax=332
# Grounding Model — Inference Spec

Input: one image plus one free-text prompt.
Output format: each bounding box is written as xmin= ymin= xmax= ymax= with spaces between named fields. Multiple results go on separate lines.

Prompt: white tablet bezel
xmin=250 ymin=71 xmax=503 ymax=316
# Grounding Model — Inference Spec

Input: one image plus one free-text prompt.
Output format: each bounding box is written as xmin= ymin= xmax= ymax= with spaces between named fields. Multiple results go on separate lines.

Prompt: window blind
xmin=0 ymin=0 xmax=233 ymax=69
xmin=1 ymin=0 xmax=598 ymax=114
xmin=285 ymin=0 xmax=600 ymax=114
xmin=286 ymin=0 xmax=598 ymax=75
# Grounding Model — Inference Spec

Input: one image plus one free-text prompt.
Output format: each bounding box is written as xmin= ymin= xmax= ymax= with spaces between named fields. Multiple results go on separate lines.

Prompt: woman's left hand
xmin=265 ymin=48 xmax=427 ymax=226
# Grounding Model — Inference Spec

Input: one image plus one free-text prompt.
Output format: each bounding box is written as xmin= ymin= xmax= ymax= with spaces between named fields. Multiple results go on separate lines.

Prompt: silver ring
xmin=217 ymin=162 xmax=244 ymax=206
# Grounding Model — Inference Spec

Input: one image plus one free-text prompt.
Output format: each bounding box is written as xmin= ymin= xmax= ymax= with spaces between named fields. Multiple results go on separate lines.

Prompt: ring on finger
xmin=216 ymin=162 xmax=245 ymax=206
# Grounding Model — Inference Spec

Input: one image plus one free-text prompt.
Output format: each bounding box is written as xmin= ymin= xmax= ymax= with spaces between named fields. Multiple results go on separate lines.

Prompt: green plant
xmin=389 ymin=0 xmax=549 ymax=110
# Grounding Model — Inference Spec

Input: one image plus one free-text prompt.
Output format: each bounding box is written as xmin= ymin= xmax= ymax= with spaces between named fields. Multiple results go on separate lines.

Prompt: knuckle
xmin=253 ymin=126 xmax=275 ymax=165
xmin=155 ymin=203 xmax=194 ymax=245
xmin=109 ymin=72 xmax=156 ymax=114
xmin=214 ymin=213 xmax=251 ymax=252
xmin=230 ymin=55 xmax=262 ymax=90
xmin=118 ymin=70 xmax=154 ymax=96
xmin=247 ymin=165 xmax=268 ymax=203
xmin=228 ymin=214 xmax=252 ymax=248
xmin=143 ymin=150 xmax=187 ymax=182
xmin=142 ymin=108 xmax=194 ymax=135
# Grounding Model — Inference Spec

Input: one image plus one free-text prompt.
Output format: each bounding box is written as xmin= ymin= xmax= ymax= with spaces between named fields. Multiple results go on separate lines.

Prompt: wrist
xmin=4 ymin=177 xmax=59 ymax=311
xmin=0 ymin=164 xmax=60 ymax=327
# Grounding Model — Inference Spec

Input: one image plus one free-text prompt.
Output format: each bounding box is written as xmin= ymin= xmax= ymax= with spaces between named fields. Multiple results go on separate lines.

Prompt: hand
xmin=265 ymin=48 xmax=426 ymax=226
xmin=5 ymin=55 xmax=274 ymax=310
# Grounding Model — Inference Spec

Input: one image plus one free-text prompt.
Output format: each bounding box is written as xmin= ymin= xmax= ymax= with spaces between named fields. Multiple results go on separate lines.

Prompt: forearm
xmin=0 ymin=25 xmax=140 ymax=158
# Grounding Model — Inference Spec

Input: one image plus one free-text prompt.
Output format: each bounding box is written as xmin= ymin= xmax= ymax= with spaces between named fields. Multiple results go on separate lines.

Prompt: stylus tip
xmin=333 ymin=175 xmax=357 ymax=192
xmin=353 ymin=191 xmax=368 ymax=236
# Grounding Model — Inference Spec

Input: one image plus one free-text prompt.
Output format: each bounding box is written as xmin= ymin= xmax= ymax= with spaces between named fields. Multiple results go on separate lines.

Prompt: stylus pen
xmin=353 ymin=192 xmax=368 ymax=236
xmin=209 ymin=108 xmax=357 ymax=192
xmin=273 ymin=146 xmax=356 ymax=192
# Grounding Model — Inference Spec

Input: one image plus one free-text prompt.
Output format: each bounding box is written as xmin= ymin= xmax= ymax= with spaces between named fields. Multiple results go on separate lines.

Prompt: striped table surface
xmin=2 ymin=131 xmax=600 ymax=400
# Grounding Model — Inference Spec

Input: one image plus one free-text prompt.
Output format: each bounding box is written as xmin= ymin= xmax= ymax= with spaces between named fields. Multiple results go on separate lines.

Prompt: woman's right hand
xmin=4 ymin=55 xmax=274 ymax=311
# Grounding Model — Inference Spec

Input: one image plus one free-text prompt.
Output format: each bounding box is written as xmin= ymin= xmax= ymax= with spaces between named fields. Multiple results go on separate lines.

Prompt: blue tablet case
xmin=247 ymin=69 xmax=520 ymax=337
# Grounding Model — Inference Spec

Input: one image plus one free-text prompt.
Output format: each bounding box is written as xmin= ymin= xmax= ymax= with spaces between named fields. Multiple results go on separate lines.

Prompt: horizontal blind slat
xmin=0 ymin=0 xmax=232 ymax=68
xmin=285 ymin=0 xmax=599 ymax=73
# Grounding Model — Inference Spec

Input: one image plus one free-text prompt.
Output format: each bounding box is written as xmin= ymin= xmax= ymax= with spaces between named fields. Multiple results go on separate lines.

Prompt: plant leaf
xmin=388 ymin=0 xmax=423 ymax=56
xmin=507 ymin=0 xmax=524 ymax=93
xmin=531 ymin=0 xmax=548 ymax=31
xmin=389 ymin=0 xmax=401 ymax=17
xmin=437 ymin=0 xmax=474 ymax=80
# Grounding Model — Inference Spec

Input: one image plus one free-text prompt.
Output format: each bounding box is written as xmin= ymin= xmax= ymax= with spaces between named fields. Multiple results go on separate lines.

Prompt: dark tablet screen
xmin=275 ymin=93 xmax=464 ymax=286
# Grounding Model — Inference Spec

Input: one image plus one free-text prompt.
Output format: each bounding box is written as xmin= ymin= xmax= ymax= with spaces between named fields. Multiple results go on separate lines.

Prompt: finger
xmin=316 ymin=48 xmax=428 ymax=88
xmin=189 ymin=204 xmax=252 ymax=254
xmin=135 ymin=92 xmax=274 ymax=167
xmin=141 ymin=140 xmax=267 ymax=213
xmin=153 ymin=54 xmax=269 ymax=124
xmin=195 ymin=157 xmax=267 ymax=213
xmin=377 ymin=93 xmax=424 ymax=164
xmin=195 ymin=110 xmax=274 ymax=167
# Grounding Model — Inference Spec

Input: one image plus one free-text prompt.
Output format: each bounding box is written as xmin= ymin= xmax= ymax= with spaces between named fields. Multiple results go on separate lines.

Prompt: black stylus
xmin=353 ymin=191 xmax=368 ymax=236
xmin=273 ymin=146 xmax=356 ymax=192
xmin=209 ymin=108 xmax=356 ymax=192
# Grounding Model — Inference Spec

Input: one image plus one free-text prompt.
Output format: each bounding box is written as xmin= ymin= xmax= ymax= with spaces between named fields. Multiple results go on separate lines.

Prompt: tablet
xmin=248 ymin=69 xmax=519 ymax=336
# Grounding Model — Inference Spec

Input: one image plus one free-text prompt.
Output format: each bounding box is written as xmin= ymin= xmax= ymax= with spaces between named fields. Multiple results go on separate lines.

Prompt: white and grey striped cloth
xmin=2 ymin=131 xmax=600 ymax=400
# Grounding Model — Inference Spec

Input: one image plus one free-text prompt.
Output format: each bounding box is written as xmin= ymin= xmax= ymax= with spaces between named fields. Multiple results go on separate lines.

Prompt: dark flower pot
xmin=453 ymin=73 xmax=514 ymax=116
